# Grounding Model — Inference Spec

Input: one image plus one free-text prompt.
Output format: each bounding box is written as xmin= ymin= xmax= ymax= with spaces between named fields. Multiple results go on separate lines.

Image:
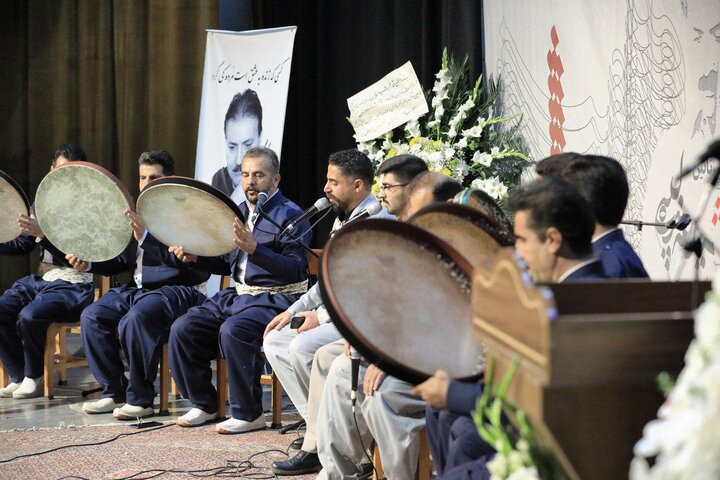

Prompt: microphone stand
xmin=670 ymin=165 xmax=720 ymax=310
xmin=620 ymin=214 xmax=691 ymax=232
xmin=258 ymin=211 xmax=320 ymax=259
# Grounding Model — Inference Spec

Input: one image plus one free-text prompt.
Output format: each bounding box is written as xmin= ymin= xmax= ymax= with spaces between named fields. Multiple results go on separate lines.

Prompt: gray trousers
xmin=263 ymin=322 xmax=341 ymax=420
xmin=317 ymin=354 xmax=426 ymax=479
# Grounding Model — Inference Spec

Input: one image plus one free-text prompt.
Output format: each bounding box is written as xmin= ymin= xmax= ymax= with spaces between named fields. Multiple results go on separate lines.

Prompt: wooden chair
xmin=372 ymin=427 xmax=431 ymax=480
xmin=44 ymin=275 xmax=111 ymax=399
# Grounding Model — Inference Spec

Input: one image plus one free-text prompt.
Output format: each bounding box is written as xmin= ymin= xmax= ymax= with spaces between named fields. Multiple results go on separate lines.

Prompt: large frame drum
xmin=0 ymin=170 xmax=30 ymax=243
xmin=319 ymin=218 xmax=483 ymax=385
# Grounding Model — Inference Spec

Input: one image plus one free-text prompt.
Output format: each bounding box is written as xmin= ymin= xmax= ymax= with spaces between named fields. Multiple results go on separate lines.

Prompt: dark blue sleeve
xmin=0 ymin=233 xmax=37 ymax=255
xmin=248 ymin=218 xmax=311 ymax=282
xmin=86 ymin=240 xmax=137 ymax=276
xmin=194 ymin=253 xmax=234 ymax=276
xmin=446 ymin=379 xmax=484 ymax=415
xmin=142 ymin=233 xmax=191 ymax=269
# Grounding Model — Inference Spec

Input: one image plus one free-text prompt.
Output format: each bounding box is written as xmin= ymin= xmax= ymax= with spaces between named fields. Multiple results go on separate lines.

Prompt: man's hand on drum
xmin=65 ymin=254 xmax=90 ymax=272
xmin=296 ymin=310 xmax=319 ymax=333
xmin=264 ymin=311 xmax=293 ymax=337
xmin=17 ymin=213 xmax=43 ymax=239
xmin=168 ymin=245 xmax=197 ymax=263
xmin=363 ymin=364 xmax=386 ymax=396
xmin=233 ymin=217 xmax=257 ymax=254
xmin=411 ymin=369 xmax=451 ymax=409
xmin=124 ymin=209 xmax=146 ymax=242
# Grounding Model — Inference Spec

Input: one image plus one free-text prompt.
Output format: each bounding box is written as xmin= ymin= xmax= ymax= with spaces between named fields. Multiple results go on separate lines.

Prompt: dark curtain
xmin=251 ymin=0 xmax=484 ymax=243
xmin=0 ymin=1 xmax=217 ymax=287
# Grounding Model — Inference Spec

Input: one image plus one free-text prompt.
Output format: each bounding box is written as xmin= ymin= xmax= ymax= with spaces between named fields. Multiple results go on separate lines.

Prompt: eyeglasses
xmin=379 ymin=183 xmax=408 ymax=192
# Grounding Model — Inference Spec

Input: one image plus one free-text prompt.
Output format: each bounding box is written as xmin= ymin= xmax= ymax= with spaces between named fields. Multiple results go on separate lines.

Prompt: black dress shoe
xmin=272 ymin=450 xmax=322 ymax=475
xmin=289 ymin=436 xmax=304 ymax=450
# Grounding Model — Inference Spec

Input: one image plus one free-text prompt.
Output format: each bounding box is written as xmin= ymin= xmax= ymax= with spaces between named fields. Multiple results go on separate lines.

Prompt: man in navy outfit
xmin=414 ymin=177 xmax=606 ymax=479
xmin=0 ymin=145 xmax=121 ymax=399
xmin=537 ymin=153 xmax=648 ymax=278
xmin=76 ymin=150 xmax=210 ymax=419
xmin=168 ymin=146 xmax=311 ymax=434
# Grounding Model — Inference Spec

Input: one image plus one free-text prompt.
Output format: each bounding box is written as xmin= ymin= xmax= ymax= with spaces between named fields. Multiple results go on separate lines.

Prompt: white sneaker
xmin=12 ymin=376 xmax=44 ymax=399
xmin=113 ymin=404 xmax=154 ymax=420
xmin=216 ymin=414 xmax=266 ymax=434
xmin=0 ymin=382 xmax=21 ymax=398
xmin=82 ymin=397 xmax=124 ymax=414
xmin=177 ymin=407 xmax=216 ymax=427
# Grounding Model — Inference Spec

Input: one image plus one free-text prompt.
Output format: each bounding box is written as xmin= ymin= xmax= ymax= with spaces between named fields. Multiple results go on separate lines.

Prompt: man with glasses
xmin=376 ymin=154 xmax=428 ymax=221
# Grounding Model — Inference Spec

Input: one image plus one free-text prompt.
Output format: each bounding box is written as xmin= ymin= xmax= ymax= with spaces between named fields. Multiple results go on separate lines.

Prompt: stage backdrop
xmin=195 ymin=26 xmax=296 ymax=204
xmin=483 ymin=0 xmax=720 ymax=280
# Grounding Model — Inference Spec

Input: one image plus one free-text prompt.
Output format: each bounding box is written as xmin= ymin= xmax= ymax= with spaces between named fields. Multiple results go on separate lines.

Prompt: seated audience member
xmin=78 ymin=150 xmax=210 ymax=418
xmin=537 ymin=153 xmax=648 ymax=278
xmin=263 ymin=149 xmax=391 ymax=475
xmin=168 ymin=147 xmax=311 ymax=434
xmin=415 ymin=177 xmax=605 ymax=479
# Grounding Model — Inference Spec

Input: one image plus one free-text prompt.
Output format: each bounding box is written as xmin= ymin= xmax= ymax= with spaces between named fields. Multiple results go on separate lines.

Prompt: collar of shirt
xmin=592 ymin=227 xmax=620 ymax=244
xmin=558 ymin=258 xmax=598 ymax=283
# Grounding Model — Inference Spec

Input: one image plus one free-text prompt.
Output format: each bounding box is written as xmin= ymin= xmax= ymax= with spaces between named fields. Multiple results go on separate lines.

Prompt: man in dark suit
xmin=169 ymin=146 xmax=311 ymax=434
xmin=536 ymin=153 xmax=648 ymax=278
xmin=77 ymin=150 xmax=210 ymax=419
xmin=415 ymin=177 xmax=606 ymax=479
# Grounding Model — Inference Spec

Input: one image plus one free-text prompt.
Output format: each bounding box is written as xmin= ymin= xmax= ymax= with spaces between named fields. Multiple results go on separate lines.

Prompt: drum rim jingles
xmin=35 ymin=161 xmax=135 ymax=262
xmin=136 ymin=176 xmax=245 ymax=257
xmin=0 ymin=169 xmax=31 ymax=243
xmin=319 ymin=218 xmax=479 ymax=385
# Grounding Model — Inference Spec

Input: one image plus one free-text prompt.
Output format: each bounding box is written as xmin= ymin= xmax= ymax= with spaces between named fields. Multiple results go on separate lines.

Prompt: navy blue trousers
xmin=168 ymin=287 xmax=297 ymax=421
xmin=80 ymin=284 xmax=205 ymax=406
xmin=427 ymin=406 xmax=495 ymax=477
xmin=0 ymin=275 xmax=93 ymax=382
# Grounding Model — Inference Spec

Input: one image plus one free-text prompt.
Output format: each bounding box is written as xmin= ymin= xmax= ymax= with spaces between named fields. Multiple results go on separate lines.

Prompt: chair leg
xmin=270 ymin=372 xmax=283 ymax=428
xmin=44 ymin=324 xmax=62 ymax=399
xmin=372 ymin=441 xmax=385 ymax=480
xmin=158 ymin=344 xmax=170 ymax=416
xmin=216 ymin=357 xmax=228 ymax=419
xmin=418 ymin=427 xmax=431 ymax=480
xmin=0 ymin=361 xmax=8 ymax=387
xmin=57 ymin=327 xmax=68 ymax=385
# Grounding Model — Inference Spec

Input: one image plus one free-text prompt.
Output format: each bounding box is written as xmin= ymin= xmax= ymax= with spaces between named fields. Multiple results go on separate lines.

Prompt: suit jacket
xmin=194 ymin=189 xmax=311 ymax=287
xmin=592 ymin=228 xmax=648 ymax=279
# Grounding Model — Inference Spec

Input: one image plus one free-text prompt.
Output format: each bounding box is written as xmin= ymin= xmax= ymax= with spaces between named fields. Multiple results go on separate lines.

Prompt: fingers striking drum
xmin=34 ymin=162 xmax=134 ymax=262
xmin=0 ymin=170 xmax=30 ymax=243
xmin=137 ymin=176 xmax=246 ymax=257
xmin=319 ymin=218 xmax=483 ymax=385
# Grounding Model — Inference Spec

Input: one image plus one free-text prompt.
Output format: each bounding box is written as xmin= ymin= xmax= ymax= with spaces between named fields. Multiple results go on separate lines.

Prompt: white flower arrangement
xmin=355 ymin=49 xmax=530 ymax=202
xmin=630 ymin=272 xmax=720 ymax=480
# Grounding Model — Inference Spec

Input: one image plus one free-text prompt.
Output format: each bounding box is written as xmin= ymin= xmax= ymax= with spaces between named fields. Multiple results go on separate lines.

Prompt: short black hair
xmin=559 ymin=155 xmax=629 ymax=226
xmin=328 ymin=149 xmax=374 ymax=188
xmin=535 ymin=152 xmax=583 ymax=177
xmin=138 ymin=150 xmax=175 ymax=176
xmin=377 ymin=154 xmax=428 ymax=184
xmin=433 ymin=177 xmax=464 ymax=201
xmin=244 ymin=146 xmax=280 ymax=175
xmin=224 ymin=89 xmax=263 ymax=136
xmin=53 ymin=144 xmax=87 ymax=166
xmin=509 ymin=176 xmax=595 ymax=257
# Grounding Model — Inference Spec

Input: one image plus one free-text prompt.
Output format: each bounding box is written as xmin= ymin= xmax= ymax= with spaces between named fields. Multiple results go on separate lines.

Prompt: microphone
xmin=346 ymin=203 xmax=382 ymax=225
xmin=677 ymin=139 xmax=720 ymax=179
xmin=251 ymin=192 xmax=268 ymax=224
xmin=350 ymin=346 xmax=361 ymax=409
xmin=279 ymin=197 xmax=331 ymax=238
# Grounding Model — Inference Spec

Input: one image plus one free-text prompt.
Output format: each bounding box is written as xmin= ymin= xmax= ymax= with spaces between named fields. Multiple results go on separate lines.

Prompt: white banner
xmin=195 ymin=26 xmax=296 ymax=205
xmin=483 ymin=0 xmax=720 ymax=280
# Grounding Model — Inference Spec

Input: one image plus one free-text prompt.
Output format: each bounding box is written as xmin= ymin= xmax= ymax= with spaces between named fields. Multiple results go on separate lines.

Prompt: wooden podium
xmin=473 ymin=251 xmax=709 ymax=480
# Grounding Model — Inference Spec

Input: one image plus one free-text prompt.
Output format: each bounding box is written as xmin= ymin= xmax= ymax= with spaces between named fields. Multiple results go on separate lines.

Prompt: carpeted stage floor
xmin=0 ymin=419 xmax=319 ymax=480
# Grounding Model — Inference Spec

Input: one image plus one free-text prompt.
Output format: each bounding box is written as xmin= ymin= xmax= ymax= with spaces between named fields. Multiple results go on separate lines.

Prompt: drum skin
xmin=409 ymin=203 xmax=514 ymax=270
xmin=35 ymin=162 xmax=134 ymax=262
xmin=0 ymin=170 xmax=30 ymax=243
xmin=137 ymin=176 xmax=245 ymax=257
xmin=319 ymin=218 xmax=484 ymax=385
